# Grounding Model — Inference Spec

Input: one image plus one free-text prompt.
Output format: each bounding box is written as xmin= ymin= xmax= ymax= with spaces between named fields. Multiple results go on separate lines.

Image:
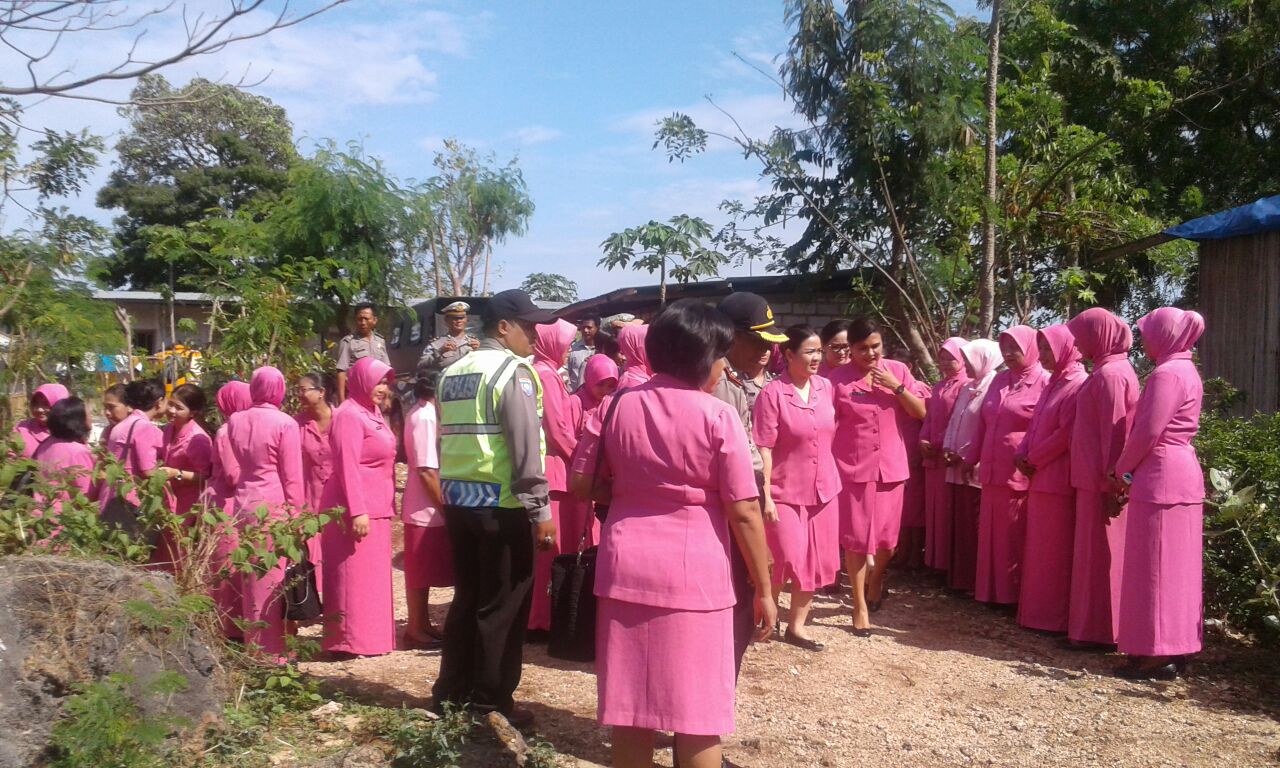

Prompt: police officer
xmin=431 ymin=289 xmax=556 ymax=726
xmin=418 ymin=301 xmax=479 ymax=375
xmin=334 ymin=302 xmax=390 ymax=401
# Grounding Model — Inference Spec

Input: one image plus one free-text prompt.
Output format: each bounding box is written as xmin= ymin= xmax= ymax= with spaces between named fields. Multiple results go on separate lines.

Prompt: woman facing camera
xmin=571 ymin=300 xmax=775 ymax=768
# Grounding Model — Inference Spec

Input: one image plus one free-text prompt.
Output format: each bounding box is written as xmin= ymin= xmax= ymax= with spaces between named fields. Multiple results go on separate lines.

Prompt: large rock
xmin=0 ymin=555 xmax=227 ymax=768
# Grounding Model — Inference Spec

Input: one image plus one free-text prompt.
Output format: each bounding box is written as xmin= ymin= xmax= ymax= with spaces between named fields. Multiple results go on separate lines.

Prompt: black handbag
xmin=283 ymin=554 xmax=322 ymax=622
xmin=100 ymin=421 xmax=160 ymax=547
xmin=548 ymin=392 xmax=624 ymax=662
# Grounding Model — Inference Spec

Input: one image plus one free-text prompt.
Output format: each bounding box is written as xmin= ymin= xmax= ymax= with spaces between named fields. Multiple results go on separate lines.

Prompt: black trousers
xmin=432 ymin=505 xmax=535 ymax=715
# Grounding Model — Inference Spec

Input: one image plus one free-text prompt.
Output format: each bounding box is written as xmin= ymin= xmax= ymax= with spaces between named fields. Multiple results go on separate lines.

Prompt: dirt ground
xmin=300 ymin=521 xmax=1280 ymax=768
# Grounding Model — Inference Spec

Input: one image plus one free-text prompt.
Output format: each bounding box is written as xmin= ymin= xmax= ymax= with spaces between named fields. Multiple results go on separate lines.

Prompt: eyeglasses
xmin=294 ymin=386 xmax=320 ymax=393
xmin=826 ymin=344 xmax=852 ymax=353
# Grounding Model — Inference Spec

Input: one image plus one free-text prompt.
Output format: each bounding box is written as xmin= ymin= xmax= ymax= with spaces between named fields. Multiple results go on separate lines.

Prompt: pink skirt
xmin=209 ymin=519 xmax=243 ymax=640
xmin=1117 ymin=501 xmax=1203 ymax=656
xmin=1068 ymin=491 xmax=1126 ymax=645
xmin=838 ymin=480 xmax=905 ymax=555
xmin=597 ymin=597 xmax=735 ymax=735
xmin=975 ymin=485 xmax=1028 ymax=604
xmin=947 ymin=484 xmax=981 ymax=592
xmin=923 ymin=468 xmax=953 ymax=571
xmin=1017 ymin=491 xmax=1075 ymax=632
xmin=321 ymin=516 xmax=395 ymax=655
xmin=901 ymin=470 xmax=926 ymax=528
xmin=239 ymin=556 xmax=287 ymax=657
xmin=403 ymin=523 xmax=455 ymax=589
xmin=528 ymin=492 xmax=566 ymax=631
xmin=767 ymin=498 xmax=840 ymax=592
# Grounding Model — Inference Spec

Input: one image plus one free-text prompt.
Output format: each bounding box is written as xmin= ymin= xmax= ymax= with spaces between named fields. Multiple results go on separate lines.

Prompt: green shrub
xmin=1196 ymin=409 xmax=1280 ymax=642
xmin=49 ymin=673 xmax=189 ymax=768
xmin=389 ymin=704 xmax=474 ymax=768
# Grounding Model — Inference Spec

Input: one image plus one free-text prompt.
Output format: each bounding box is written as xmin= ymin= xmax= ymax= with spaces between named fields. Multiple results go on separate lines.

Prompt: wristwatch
xmin=894 ymin=383 xmax=906 ymax=395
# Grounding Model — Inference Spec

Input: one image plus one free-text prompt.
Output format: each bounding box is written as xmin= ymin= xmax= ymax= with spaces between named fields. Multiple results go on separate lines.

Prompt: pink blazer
xmin=210 ymin=425 xmax=239 ymax=510
xmin=1016 ymin=326 xmax=1086 ymax=495
xmin=162 ymin=419 xmax=213 ymax=514
xmin=228 ymin=405 xmax=305 ymax=519
xmin=320 ymin=359 xmax=397 ymax=522
xmin=920 ymin=374 xmax=969 ymax=469
xmin=99 ymin=409 xmax=164 ymax=511
xmin=1069 ymin=361 xmax=1139 ymax=492
xmin=753 ymin=373 xmax=840 ymax=507
xmin=829 ymin=359 xmax=921 ymax=484
xmin=587 ymin=374 xmax=758 ymax=611
xmin=36 ymin=438 xmax=94 ymax=497
xmin=296 ymin=413 xmax=333 ymax=512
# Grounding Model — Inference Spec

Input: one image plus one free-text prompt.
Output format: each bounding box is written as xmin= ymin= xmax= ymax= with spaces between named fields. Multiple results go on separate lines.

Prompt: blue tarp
xmin=1164 ymin=195 xmax=1280 ymax=241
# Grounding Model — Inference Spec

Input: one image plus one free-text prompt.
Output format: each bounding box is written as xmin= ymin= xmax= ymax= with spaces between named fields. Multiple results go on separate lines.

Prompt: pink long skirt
xmin=1017 ymin=491 xmax=1075 ymax=632
xmin=403 ymin=523 xmax=455 ymax=589
xmin=528 ymin=492 xmax=566 ymax=631
xmin=901 ymin=469 xmax=926 ymax=528
xmin=923 ymin=468 xmax=953 ymax=571
xmin=1068 ymin=491 xmax=1126 ymax=644
xmin=239 ymin=556 xmax=287 ymax=657
xmin=767 ymin=498 xmax=840 ymax=592
xmin=947 ymin=484 xmax=981 ymax=592
xmin=1117 ymin=501 xmax=1203 ymax=656
xmin=975 ymin=485 xmax=1028 ymax=604
xmin=321 ymin=517 xmax=394 ymax=655
xmin=209 ymin=520 xmax=243 ymax=640
xmin=597 ymin=597 xmax=735 ymax=736
xmin=838 ymin=480 xmax=905 ymax=555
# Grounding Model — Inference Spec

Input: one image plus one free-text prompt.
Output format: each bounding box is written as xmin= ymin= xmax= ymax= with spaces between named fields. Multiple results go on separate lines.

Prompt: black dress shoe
xmin=783 ymin=630 xmax=825 ymax=651
xmin=849 ymin=626 xmax=872 ymax=638
xmin=1116 ymin=662 xmax=1178 ymax=681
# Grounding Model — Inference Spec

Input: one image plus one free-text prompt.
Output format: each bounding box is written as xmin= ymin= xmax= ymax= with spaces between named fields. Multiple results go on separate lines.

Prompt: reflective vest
xmin=438 ymin=348 xmax=545 ymax=509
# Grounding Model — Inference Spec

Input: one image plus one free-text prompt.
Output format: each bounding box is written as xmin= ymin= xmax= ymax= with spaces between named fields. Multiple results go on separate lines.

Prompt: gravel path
xmin=300 ymin=523 xmax=1280 ymax=767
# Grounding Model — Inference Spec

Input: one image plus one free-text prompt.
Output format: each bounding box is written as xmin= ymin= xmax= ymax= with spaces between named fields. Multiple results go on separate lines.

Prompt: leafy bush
xmin=49 ymin=673 xmax=189 ymax=768
xmin=1196 ymin=408 xmax=1280 ymax=642
xmin=389 ymin=704 xmax=474 ymax=768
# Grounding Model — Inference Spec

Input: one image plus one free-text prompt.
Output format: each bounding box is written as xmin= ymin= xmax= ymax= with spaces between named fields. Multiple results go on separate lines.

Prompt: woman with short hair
xmin=571 ymin=300 xmax=774 ymax=768
xmin=818 ymin=319 xmax=854 ymax=377
xmin=97 ymin=379 xmax=166 ymax=518
xmin=35 ymin=397 xmax=95 ymax=500
xmin=153 ymin=383 xmax=214 ymax=570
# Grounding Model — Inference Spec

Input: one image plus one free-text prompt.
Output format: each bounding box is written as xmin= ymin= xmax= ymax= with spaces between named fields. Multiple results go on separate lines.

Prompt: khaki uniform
xmin=334 ymin=332 xmax=390 ymax=372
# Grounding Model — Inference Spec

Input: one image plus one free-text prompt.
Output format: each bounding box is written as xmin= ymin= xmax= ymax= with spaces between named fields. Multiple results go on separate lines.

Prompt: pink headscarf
xmin=582 ymin=354 xmax=620 ymax=395
xmin=940 ymin=336 xmax=969 ymax=378
xmin=999 ymin=325 xmax=1041 ymax=371
xmin=618 ymin=325 xmax=651 ymax=378
xmin=347 ymin=356 xmax=394 ymax=411
xmin=249 ymin=366 xmax=286 ymax=408
xmin=1067 ymin=307 xmax=1132 ymax=365
xmin=1037 ymin=324 xmax=1083 ymax=384
xmin=1137 ymin=307 xmax=1205 ymax=364
xmin=534 ymin=319 xmax=578 ymax=369
xmin=32 ymin=383 xmax=69 ymax=408
xmin=215 ymin=381 xmax=252 ymax=418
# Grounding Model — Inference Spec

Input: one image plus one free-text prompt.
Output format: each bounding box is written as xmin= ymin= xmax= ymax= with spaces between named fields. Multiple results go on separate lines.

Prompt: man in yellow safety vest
xmin=431 ymin=289 xmax=557 ymax=726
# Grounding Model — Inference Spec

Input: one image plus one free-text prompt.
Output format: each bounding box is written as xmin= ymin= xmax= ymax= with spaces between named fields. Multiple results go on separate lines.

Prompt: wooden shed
xmin=1101 ymin=195 xmax=1280 ymax=415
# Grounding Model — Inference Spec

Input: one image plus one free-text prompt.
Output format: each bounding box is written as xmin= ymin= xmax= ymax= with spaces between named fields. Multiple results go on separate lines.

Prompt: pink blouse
xmin=753 ymin=373 xmax=840 ymax=507
xmin=973 ymin=367 xmax=1049 ymax=490
xmin=1016 ymin=326 xmax=1086 ymax=495
xmin=99 ymin=409 xmax=164 ymax=511
xmin=402 ymin=401 xmax=442 ymax=527
xmin=1069 ymin=361 xmax=1139 ymax=492
xmin=320 ymin=399 xmax=397 ymax=521
xmin=162 ymin=419 xmax=213 ymax=514
xmin=296 ymin=413 xmax=333 ymax=511
xmin=587 ymin=374 xmax=759 ymax=611
xmin=210 ymin=425 xmax=239 ymax=509
xmin=829 ymin=359 xmax=921 ymax=484
xmin=227 ymin=405 xmax=305 ymax=520
xmin=36 ymin=438 xmax=94 ymax=497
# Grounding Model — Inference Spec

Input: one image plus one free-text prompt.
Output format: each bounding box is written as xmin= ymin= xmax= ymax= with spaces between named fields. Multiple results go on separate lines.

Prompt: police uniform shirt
xmin=335 ymin=332 xmax=390 ymax=372
xmin=419 ymin=332 xmax=478 ymax=373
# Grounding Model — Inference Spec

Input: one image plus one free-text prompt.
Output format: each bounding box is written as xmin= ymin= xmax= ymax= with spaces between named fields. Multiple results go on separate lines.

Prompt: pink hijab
xmin=534 ymin=319 xmax=578 ymax=369
xmin=1137 ymin=307 xmax=1205 ymax=364
xmin=347 ymin=357 xmax=394 ymax=412
xmin=1067 ymin=307 xmax=1132 ymax=365
xmin=215 ymin=381 xmax=252 ymax=417
xmin=940 ymin=336 xmax=969 ymax=378
xmin=1038 ymin=325 xmax=1083 ymax=384
xmin=249 ymin=366 xmax=286 ymax=408
xmin=579 ymin=354 xmax=620 ymax=404
xmin=618 ymin=325 xmax=651 ymax=378
xmin=32 ymin=383 xmax=70 ymax=408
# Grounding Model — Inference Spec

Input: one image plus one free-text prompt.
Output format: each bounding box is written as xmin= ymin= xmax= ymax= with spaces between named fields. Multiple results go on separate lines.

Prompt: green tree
xmin=520 ymin=273 xmax=579 ymax=303
xmin=600 ymin=215 xmax=727 ymax=307
xmin=94 ymin=75 xmax=297 ymax=290
xmin=412 ymin=140 xmax=535 ymax=297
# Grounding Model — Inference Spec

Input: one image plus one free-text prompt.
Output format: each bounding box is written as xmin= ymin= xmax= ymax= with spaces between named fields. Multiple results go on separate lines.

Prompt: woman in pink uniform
xmin=227 ymin=366 xmax=306 ymax=660
xmin=571 ymin=301 xmax=774 ymax=768
xmin=402 ymin=373 xmax=452 ymax=648
xmin=818 ymin=319 xmax=853 ymax=377
xmin=294 ymin=371 xmax=336 ymax=589
xmin=920 ymin=337 xmax=969 ymax=573
xmin=13 ymin=383 xmax=70 ymax=457
xmin=967 ymin=326 xmax=1048 ymax=606
xmin=616 ymin=324 xmax=651 ymax=390
xmin=941 ymin=339 xmax=1003 ymax=593
xmin=154 ymin=384 xmax=214 ymax=571
xmin=528 ymin=319 xmax=581 ymax=633
xmin=34 ymin=397 xmax=95 ymax=512
xmin=210 ymin=380 xmax=251 ymax=639
xmin=1014 ymin=325 xmax=1086 ymax=632
xmin=897 ymin=375 xmax=934 ymax=570
xmin=99 ymin=380 xmax=166 ymax=518
xmin=320 ymin=357 xmax=397 ymax=657
xmin=754 ymin=325 xmax=840 ymax=650
xmin=828 ymin=319 xmax=926 ymax=633
xmin=568 ymin=355 xmax=617 ymax=548
xmin=1066 ymin=308 xmax=1138 ymax=648
xmin=1113 ymin=308 xmax=1205 ymax=680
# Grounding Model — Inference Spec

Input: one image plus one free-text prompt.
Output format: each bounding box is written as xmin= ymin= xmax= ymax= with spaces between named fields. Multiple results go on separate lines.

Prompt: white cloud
xmin=504 ymin=125 xmax=562 ymax=147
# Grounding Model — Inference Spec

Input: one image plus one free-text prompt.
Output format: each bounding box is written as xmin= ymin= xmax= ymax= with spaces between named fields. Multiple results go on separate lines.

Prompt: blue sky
xmin=6 ymin=0 xmax=984 ymax=301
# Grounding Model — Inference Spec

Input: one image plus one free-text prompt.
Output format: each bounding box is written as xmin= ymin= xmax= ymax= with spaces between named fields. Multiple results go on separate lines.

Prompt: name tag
xmin=440 ymin=373 xmax=482 ymax=402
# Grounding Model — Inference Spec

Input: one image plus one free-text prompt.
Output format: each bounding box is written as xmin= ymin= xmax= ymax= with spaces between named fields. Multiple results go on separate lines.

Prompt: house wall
xmin=1199 ymin=232 xmax=1280 ymax=415
xmin=114 ymin=301 xmax=215 ymax=353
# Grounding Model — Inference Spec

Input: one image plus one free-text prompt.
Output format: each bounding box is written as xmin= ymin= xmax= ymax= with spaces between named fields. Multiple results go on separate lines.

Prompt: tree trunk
xmin=978 ymin=0 xmax=1002 ymax=338
xmin=1064 ymin=174 xmax=1079 ymax=317
xmin=659 ymin=259 xmax=667 ymax=307
xmin=482 ymin=246 xmax=492 ymax=296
